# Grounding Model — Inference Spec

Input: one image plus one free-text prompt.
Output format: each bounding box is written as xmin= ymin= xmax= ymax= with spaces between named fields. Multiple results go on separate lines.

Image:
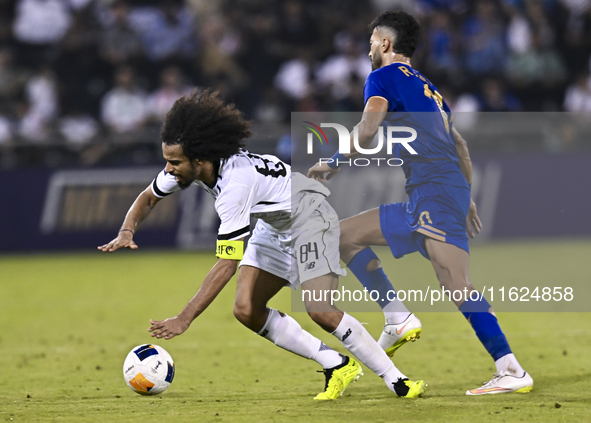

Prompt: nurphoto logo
xmin=304 ymin=122 xmax=418 ymax=167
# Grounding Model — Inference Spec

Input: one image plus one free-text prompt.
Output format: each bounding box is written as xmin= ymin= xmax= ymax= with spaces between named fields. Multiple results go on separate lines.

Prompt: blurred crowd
xmin=1 ymin=0 xmax=591 ymax=167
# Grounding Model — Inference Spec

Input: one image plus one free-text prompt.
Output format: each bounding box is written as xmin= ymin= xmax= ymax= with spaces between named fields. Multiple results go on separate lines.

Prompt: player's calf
xmin=307 ymin=310 xmax=343 ymax=333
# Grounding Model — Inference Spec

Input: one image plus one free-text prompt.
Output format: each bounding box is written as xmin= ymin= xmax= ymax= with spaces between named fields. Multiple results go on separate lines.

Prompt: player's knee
xmin=307 ymin=311 xmax=337 ymax=333
xmin=339 ymin=220 xmax=362 ymax=262
xmin=233 ymin=300 xmax=254 ymax=329
xmin=234 ymin=299 xmax=268 ymax=331
xmin=338 ymin=226 xmax=352 ymax=251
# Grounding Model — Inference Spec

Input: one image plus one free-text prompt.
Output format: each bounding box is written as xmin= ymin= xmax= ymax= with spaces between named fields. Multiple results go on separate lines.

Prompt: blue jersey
xmin=363 ymin=63 xmax=469 ymax=193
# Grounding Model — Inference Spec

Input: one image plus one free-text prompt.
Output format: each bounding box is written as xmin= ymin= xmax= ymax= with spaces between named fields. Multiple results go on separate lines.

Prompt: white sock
xmin=383 ymin=299 xmax=411 ymax=325
xmin=258 ymin=308 xmax=343 ymax=369
xmin=332 ymin=312 xmax=406 ymax=391
xmin=495 ymin=353 xmax=525 ymax=376
xmin=381 ymin=366 xmax=405 ymax=392
xmin=316 ymin=342 xmax=345 ymax=369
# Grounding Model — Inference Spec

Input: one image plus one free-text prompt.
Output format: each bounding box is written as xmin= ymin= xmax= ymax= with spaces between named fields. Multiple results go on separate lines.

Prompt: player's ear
xmin=382 ymin=37 xmax=391 ymax=53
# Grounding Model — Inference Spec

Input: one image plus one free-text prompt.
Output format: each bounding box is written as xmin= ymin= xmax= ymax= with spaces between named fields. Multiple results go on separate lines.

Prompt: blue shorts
xmin=379 ymin=182 xmax=470 ymax=260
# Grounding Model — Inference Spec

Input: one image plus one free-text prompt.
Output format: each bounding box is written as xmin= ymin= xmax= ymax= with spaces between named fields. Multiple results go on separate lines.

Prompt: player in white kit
xmin=98 ymin=89 xmax=425 ymax=399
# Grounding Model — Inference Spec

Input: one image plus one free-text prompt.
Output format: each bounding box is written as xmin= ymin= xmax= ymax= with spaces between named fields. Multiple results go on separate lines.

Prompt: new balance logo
xmin=304 ymin=262 xmax=316 ymax=271
xmin=260 ymin=329 xmax=269 ymax=337
xmin=341 ymin=328 xmax=352 ymax=341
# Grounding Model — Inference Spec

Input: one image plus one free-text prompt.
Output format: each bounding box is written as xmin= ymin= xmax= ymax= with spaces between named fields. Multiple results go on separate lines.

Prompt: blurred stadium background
xmin=1 ymin=0 xmax=590 ymax=251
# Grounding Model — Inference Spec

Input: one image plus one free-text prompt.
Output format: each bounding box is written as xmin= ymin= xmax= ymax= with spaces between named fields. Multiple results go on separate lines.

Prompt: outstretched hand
xmin=149 ymin=316 xmax=190 ymax=340
xmin=307 ymin=161 xmax=340 ymax=183
xmin=466 ymin=199 xmax=482 ymax=238
xmin=97 ymin=232 xmax=138 ymax=252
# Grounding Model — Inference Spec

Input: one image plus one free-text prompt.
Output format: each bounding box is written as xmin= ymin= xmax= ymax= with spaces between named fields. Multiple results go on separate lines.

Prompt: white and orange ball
xmin=123 ymin=344 xmax=175 ymax=395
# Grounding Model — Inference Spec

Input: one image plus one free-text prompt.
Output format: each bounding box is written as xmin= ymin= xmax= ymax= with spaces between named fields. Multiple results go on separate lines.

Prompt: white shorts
xmin=240 ymin=196 xmax=346 ymax=290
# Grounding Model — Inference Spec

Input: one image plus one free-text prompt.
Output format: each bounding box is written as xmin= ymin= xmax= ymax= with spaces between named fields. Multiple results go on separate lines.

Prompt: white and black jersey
xmin=151 ymin=150 xmax=328 ymax=241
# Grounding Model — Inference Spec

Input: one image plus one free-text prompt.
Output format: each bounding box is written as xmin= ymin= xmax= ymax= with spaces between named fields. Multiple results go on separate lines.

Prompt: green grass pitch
xmin=2 ymin=240 xmax=591 ymax=422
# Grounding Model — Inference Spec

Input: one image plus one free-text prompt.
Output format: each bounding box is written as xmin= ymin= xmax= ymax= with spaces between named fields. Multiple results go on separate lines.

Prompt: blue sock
xmin=460 ymin=295 xmax=512 ymax=361
xmin=348 ymin=248 xmax=395 ymax=310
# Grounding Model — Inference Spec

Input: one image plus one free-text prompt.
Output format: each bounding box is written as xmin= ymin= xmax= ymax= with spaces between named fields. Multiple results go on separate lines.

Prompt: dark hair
xmin=369 ymin=10 xmax=420 ymax=58
xmin=161 ymin=89 xmax=251 ymax=162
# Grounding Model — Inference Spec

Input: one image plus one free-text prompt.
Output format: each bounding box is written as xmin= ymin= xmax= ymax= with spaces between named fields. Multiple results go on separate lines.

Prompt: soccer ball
xmin=123 ymin=344 xmax=175 ymax=395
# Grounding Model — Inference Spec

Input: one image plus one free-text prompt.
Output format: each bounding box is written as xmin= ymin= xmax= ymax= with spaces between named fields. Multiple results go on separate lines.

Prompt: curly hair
xmin=369 ymin=10 xmax=420 ymax=58
xmin=161 ymin=89 xmax=252 ymax=162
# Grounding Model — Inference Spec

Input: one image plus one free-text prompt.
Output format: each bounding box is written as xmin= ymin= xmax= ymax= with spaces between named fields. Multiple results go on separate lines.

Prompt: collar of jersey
xmin=388 ymin=60 xmax=413 ymax=67
xmin=203 ymin=159 xmax=221 ymax=189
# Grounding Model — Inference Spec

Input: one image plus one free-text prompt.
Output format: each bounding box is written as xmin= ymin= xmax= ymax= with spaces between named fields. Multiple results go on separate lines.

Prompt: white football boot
xmin=377 ymin=313 xmax=422 ymax=357
xmin=466 ymin=371 xmax=534 ymax=395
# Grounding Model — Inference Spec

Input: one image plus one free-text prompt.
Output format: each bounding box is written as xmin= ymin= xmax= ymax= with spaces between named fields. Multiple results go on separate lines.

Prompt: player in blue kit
xmin=308 ymin=10 xmax=533 ymax=395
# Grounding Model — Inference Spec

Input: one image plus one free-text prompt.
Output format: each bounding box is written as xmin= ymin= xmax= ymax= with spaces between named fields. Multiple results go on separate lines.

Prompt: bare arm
xmin=453 ymin=126 xmax=472 ymax=185
xmin=97 ymin=186 xmax=162 ymax=252
xmin=307 ymin=96 xmax=388 ymax=181
xmin=148 ymin=257 xmax=239 ymax=340
xmin=348 ymin=97 xmax=389 ymax=154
